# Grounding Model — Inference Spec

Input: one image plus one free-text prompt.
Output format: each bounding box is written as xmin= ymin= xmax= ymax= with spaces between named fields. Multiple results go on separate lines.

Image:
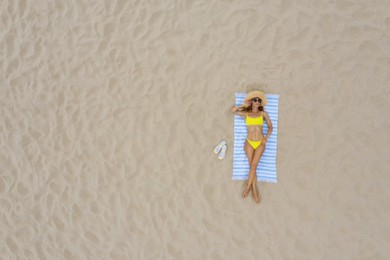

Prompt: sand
xmin=1 ymin=0 xmax=390 ymax=259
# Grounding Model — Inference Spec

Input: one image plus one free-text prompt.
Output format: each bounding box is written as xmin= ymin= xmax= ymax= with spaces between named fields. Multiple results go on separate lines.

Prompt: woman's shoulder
xmin=261 ymin=111 xmax=270 ymax=118
xmin=256 ymin=111 xmax=264 ymax=117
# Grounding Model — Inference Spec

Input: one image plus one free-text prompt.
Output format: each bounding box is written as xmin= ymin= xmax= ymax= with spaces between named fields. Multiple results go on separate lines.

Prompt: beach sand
xmin=1 ymin=0 xmax=390 ymax=259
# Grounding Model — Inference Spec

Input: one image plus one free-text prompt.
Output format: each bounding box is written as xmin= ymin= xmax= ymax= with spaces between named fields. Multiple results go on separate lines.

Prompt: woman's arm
xmin=263 ymin=111 xmax=273 ymax=140
xmin=231 ymin=104 xmax=247 ymax=117
xmin=231 ymin=100 xmax=251 ymax=117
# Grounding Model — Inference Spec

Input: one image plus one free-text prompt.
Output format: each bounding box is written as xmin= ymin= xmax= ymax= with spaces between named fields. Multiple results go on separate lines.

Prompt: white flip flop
xmin=213 ymin=140 xmax=226 ymax=154
xmin=218 ymin=144 xmax=227 ymax=160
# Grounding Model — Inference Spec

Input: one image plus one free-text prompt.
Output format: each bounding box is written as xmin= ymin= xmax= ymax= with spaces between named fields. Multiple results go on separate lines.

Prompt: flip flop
xmin=213 ymin=140 xmax=226 ymax=154
xmin=218 ymin=144 xmax=227 ymax=160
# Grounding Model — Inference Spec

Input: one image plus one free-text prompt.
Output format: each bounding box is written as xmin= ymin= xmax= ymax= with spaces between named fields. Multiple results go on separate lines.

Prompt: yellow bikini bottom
xmin=247 ymin=138 xmax=262 ymax=150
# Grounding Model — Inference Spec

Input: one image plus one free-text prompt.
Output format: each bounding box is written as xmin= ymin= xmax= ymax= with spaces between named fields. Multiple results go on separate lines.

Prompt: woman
xmin=231 ymin=91 xmax=273 ymax=203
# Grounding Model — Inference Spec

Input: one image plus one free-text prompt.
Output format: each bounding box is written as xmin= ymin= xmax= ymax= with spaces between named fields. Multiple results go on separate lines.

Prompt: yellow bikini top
xmin=246 ymin=112 xmax=263 ymax=126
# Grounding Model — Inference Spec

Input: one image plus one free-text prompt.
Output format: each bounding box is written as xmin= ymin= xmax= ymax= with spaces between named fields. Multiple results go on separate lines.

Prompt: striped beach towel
xmin=233 ymin=93 xmax=279 ymax=183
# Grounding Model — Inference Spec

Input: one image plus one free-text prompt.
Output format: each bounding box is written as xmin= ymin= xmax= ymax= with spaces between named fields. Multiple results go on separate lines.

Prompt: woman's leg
xmin=250 ymin=144 xmax=266 ymax=203
xmin=243 ymin=140 xmax=255 ymax=197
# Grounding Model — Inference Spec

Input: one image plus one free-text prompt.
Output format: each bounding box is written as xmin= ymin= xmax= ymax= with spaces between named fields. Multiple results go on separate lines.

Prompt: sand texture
xmin=1 ymin=0 xmax=390 ymax=259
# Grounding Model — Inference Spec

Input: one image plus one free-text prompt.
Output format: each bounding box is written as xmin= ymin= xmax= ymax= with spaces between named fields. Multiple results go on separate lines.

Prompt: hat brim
xmin=244 ymin=91 xmax=268 ymax=106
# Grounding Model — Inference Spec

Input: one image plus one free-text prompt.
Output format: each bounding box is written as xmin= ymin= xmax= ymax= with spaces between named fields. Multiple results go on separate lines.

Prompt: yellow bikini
xmin=246 ymin=112 xmax=263 ymax=149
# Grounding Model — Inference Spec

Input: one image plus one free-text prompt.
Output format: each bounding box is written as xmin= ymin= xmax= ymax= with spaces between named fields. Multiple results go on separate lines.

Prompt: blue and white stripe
xmin=233 ymin=93 xmax=279 ymax=183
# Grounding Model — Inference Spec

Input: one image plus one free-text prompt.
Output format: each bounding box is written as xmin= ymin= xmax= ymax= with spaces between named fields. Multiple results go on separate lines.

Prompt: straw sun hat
xmin=244 ymin=91 xmax=268 ymax=106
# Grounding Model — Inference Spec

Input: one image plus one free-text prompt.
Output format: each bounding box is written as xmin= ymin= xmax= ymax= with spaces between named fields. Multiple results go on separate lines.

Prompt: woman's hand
xmin=262 ymin=136 xmax=268 ymax=145
xmin=244 ymin=100 xmax=251 ymax=107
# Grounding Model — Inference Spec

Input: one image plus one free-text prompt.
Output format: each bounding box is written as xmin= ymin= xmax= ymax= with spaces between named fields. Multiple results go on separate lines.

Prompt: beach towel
xmin=233 ymin=93 xmax=279 ymax=183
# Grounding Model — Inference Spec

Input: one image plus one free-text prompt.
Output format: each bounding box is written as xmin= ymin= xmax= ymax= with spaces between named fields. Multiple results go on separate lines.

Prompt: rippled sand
xmin=1 ymin=0 xmax=390 ymax=259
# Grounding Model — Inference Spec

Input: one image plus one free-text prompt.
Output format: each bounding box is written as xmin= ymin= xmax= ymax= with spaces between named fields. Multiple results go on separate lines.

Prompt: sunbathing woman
xmin=231 ymin=91 xmax=273 ymax=203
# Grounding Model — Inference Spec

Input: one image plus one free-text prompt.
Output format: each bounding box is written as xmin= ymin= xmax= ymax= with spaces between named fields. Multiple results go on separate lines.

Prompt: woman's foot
xmin=252 ymin=185 xmax=261 ymax=203
xmin=242 ymin=187 xmax=250 ymax=198
xmin=242 ymin=182 xmax=251 ymax=198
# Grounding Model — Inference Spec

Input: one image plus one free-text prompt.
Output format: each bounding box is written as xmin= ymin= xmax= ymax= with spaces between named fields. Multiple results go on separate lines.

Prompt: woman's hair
xmin=238 ymin=101 xmax=264 ymax=112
